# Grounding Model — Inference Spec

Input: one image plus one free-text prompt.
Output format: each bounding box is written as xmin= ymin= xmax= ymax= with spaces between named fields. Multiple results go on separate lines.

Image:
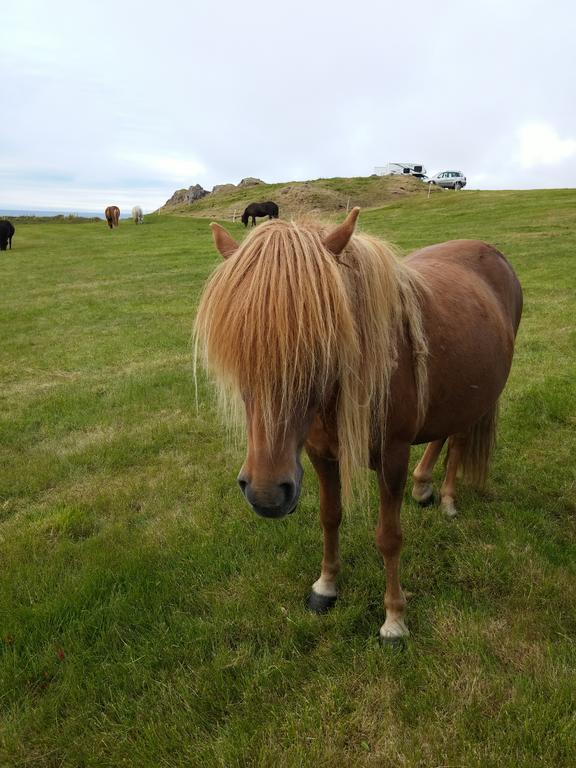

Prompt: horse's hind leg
xmin=305 ymin=451 xmax=342 ymax=613
xmin=412 ymin=439 xmax=445 ymax=505
xmin=439 ymin=435 xmax=465 ymax=518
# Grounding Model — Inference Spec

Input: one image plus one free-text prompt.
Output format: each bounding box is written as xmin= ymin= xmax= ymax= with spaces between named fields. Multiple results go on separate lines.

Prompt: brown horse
xmin=105 ymin=205 xmax=120 ymax=229
xmin=195 ymin=209 xmax=523 ymax=643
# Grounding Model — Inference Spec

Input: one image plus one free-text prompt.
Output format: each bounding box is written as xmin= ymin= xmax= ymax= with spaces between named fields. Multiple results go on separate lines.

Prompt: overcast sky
xmin=1 ymin=0 xmax=575 ymax=212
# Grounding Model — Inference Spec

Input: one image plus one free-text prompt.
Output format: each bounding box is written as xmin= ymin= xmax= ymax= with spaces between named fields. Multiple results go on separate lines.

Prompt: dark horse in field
xmin=105 ymin=206 xmax=120 ymax=229
xmin=0 ymin=220 xmax=15 ymax=250
xmin=241 ymin=201 xmax=279 ymax=227
xmin=196 ymin=209 xmax=522 ymax=642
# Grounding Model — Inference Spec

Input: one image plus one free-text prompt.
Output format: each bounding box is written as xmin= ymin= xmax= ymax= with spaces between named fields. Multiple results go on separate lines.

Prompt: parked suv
xmin=427 ymin=171 xmax=466 ymax=190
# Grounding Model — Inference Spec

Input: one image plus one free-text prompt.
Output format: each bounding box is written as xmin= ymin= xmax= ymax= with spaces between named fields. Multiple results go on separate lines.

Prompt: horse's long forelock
xmin=194 ymin=218 xmax=428 ymax=496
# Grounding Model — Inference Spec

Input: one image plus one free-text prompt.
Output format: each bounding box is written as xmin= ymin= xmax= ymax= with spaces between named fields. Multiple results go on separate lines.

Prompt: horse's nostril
xmin=238 ymin=478 xmax=248 ymax=496
xmin=279 ymin=481 xmax=295 ymax=504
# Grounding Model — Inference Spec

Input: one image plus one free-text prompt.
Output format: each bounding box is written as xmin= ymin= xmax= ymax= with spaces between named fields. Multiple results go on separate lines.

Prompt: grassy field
xmin=1 ymin=189 xmax=575 ymax=767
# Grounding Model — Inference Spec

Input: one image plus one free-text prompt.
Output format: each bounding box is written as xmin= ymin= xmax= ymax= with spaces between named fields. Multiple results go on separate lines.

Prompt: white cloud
xmin=118 ymin=152 xmax=207 ymax=185
xmin=516 ymin=123 xmax=576 ymax=169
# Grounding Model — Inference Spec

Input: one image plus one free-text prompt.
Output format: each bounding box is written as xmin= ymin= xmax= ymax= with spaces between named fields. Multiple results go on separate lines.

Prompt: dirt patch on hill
xmin=273 ymin=184 xmax=348 ymax=217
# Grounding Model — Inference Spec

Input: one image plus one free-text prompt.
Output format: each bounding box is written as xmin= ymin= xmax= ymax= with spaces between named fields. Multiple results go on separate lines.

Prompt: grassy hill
xmin=1 ymin=188 xmax=575 ymax=767
xmin=157 ymin=173 xmax=441 ymax=220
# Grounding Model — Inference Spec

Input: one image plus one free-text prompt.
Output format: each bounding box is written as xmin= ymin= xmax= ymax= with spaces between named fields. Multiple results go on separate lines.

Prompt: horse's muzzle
xmin=237 ymin=463 xmax=303 ymax=519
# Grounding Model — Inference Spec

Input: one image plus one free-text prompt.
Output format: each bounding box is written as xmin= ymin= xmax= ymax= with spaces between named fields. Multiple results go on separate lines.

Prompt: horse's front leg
xmin=376 ymin=443 xmax=411 ymax=643
xmin=305 ymin=450 xmax=342 ymax=613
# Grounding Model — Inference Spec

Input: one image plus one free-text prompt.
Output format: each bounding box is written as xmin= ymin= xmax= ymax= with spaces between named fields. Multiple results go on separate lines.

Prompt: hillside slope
xmin=157 ymin=174 xmax=440 ymax=220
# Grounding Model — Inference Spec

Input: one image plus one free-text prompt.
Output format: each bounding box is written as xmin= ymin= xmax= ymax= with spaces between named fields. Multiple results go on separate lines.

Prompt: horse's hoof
xmin=441 ymin=497 xmax=458 ymax=518
xmin=379 ymin=618 xmax=409 ymax=649
xmin=412 ymin=482 xmax=435 ymax=507
xmin=379 ymin=634 xmax=407 ymax=651
xmin=306 ymin=591 xmax=337 ymax=614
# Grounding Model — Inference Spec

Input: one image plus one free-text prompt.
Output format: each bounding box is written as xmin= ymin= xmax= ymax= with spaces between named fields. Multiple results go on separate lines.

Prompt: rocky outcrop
xmin=163 ymin=184 xmax=209 ymax=207
xmin=238 ymin=177 xmax=265 ymax=187
xmin=161 ymin=178 xmax=268 ymax=210
xmin=211 ymin=183 xmax=238 ymax=196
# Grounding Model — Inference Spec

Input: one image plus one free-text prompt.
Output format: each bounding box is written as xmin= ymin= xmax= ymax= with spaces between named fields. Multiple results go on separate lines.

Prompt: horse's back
xmin=245 ymin=201 xmax=278 ymax=216
xmin=406 ymin=239 xmax=522 ymax=333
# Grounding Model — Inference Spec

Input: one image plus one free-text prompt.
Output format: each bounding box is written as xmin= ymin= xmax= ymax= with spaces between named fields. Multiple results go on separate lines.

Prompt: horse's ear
xmin=210 ymin=222 xmax=239 ymax=259
xmin=322 ymin=207 xmax=361 ymax=256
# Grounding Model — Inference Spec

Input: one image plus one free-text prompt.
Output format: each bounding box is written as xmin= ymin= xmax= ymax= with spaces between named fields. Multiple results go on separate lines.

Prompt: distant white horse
xmin=132 ymin=206 xmax=143 ymax=224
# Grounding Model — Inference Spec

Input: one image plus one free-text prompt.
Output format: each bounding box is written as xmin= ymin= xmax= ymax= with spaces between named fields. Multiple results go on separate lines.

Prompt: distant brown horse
xmin=105 ymin=205 xmax=120 ymax=228
xmin=195 ymin=209 xmax=523 ymax=643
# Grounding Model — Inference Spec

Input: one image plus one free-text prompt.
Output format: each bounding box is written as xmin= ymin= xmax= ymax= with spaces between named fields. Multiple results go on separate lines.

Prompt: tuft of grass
xmin=1 ymin=191 xmax=575 ymax=767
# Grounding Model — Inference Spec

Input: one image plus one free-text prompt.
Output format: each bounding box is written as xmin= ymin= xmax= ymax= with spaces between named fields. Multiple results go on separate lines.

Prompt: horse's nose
xmin=237 ymin=474 xmax=298 ymax=518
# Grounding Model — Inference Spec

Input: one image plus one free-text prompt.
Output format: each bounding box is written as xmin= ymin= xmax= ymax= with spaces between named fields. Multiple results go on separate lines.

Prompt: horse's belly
xmin=414 ymin=313 xmax=515 ymax=442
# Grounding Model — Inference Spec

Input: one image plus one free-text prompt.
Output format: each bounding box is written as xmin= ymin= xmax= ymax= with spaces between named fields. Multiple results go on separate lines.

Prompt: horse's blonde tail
xmin=459 ymin=400 xmax=499 ymax=488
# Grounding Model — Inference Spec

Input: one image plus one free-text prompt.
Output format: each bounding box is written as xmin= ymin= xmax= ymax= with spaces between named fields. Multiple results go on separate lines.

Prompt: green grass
xmin=1 ymin=190 xmax=576 ymax=767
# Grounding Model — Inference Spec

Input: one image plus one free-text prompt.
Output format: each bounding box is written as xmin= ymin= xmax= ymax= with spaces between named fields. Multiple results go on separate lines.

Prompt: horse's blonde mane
xmin=194 ymin=217 xmax=428 ymax=497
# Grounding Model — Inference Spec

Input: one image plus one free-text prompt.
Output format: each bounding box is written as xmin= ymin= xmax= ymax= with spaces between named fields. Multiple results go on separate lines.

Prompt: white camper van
xmin=375 ymin=163 xmax=427 ymax=179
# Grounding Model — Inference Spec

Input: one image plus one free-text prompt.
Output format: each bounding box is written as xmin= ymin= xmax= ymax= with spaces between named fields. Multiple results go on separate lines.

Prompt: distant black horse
xmin=241 ymin=201 xmax=279 ymax=227
xmin=0 ymin=220 xmax=15 ymax=251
